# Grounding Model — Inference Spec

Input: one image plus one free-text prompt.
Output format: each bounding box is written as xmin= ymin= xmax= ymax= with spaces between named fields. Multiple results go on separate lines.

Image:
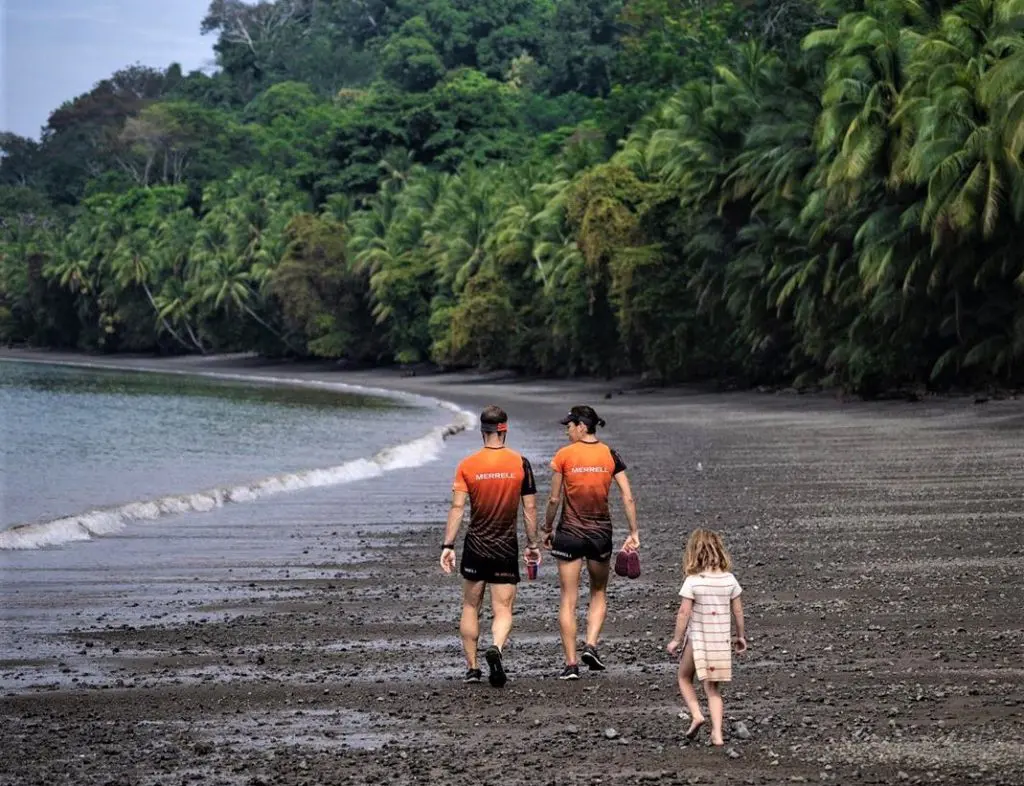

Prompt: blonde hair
xmin=683 ymin=529 xmax=733 ymax=575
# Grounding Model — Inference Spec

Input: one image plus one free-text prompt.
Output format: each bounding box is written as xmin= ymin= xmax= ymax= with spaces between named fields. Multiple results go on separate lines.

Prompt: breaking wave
xmin=0 ymin=361 xmax=475 ymax=551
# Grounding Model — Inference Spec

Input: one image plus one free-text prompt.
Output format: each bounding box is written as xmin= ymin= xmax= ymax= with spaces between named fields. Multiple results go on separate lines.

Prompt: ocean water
xmin=0 ymin=360 xmax=473 ymax=549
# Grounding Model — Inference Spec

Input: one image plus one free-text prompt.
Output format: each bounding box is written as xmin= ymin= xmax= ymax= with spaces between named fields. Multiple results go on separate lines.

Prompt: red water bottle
xmin=525 ymin=552 xmax=540 ymax=580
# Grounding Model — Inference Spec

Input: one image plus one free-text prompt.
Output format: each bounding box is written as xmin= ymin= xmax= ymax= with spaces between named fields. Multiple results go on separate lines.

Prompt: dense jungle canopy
xmin=3 ymin=0 xmax=1024 ymax=394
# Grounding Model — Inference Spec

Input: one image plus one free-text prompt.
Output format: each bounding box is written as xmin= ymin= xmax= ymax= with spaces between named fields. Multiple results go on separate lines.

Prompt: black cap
xmin=559 ymin=405 xmax=603 ymax=428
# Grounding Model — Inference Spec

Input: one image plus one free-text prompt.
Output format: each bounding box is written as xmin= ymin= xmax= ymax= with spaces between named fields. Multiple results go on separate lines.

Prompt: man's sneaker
xmin=580 ymin=644 xmax=606 ymax=671
xmin=558 ymin=663 xmax=580 ymax=680
xmin=484 ymin=645 xmax=507 ymax=688
xmin=464 ymin=668 xmax=483 ymax=683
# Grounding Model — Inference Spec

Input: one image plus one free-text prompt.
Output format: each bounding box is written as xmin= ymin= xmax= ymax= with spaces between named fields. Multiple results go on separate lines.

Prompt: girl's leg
xmin=678 ymin=642 xmax=704 ymax=736
xmin=703 ymin=679 xmax=724 ymax=745
xmin=557 ymin=558 xmax=583 ymax=664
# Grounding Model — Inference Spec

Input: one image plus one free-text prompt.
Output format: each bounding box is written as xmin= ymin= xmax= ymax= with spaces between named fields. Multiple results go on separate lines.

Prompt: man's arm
xmin=522 ymin=494 xmax=539 ymax=548
xmin=440 ymin=490 xmax=467 ymax=573
xmin=520 ymin=457 xmax=540 ymax=551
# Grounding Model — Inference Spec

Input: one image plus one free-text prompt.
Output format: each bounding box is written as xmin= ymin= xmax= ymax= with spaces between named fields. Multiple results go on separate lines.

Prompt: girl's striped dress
xmin=680 ymin=571 xmax=742 ymax=682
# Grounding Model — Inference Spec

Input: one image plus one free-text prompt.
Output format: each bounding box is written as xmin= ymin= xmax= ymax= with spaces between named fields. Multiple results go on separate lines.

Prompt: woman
xmin=543 ymin=405 xmax=639 ymax=679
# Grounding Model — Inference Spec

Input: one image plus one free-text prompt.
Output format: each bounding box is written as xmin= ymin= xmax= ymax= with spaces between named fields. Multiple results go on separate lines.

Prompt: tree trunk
xmin=955 ymin=290 xmax=963 ymax=344
xmin=184 ymin=320 xmax=206 ymax=354
xmin=241 ymin=301 xmax=304 ymax=355
xmin=142 ymin=282 xmax=193 ymax=352
xmin=532 ymin=251 xmax=548 ymax=286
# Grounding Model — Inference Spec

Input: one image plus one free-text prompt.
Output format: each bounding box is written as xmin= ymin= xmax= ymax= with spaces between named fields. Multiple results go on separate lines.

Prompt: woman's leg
xmin=704 ymin=679 xmax=725 ymax=745
xmin=583 ymin=558 xmax=609 ymax=647
xmin=678 ymin=642 xmax=704 ymax=736
xmin=557 ymin=558 xmax=583 ymax=664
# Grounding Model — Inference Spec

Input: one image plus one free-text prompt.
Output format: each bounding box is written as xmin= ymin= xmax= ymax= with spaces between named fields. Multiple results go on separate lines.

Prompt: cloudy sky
xmin=2 ymin=0 xmax=217 ymax=139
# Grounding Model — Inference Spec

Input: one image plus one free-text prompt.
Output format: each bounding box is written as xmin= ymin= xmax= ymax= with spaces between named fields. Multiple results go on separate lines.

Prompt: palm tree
xmin=190 ymin=209 xmax=300 ymax=353
xmin=425 ymin=167 xmax=503 ymax=294
xmin=109 ymin=228 xmax=195 ymax=351
xmin=152 ymin=209 xmax=205 ymax=351
xmin=490 ymin=163 xmax=563 ymax=287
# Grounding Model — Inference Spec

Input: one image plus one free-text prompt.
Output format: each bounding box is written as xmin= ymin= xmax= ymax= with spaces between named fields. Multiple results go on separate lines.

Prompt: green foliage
xmin=445 ymin=273 xmax=517 ymax=367
xmin=616 ymin=0 xmax=749 ymax=89
xmin=272 ymin=213 xmax=381 ymax=359
xmin=381 ymin=19 xmax=447 ymax=92
xmin=539 ymin=0 xmax=624 ymax=97
xmin=5 ymin=0 xmax=1024 ymax=393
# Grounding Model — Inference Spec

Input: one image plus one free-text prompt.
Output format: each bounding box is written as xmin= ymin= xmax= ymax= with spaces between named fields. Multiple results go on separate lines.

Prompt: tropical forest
xmin=2 ymin=0 xmax=1024 ymax=395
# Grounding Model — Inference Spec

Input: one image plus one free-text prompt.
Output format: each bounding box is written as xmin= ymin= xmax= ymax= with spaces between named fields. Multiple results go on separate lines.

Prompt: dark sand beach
xmin=2 ymin=350 xmax=1023 ymax=786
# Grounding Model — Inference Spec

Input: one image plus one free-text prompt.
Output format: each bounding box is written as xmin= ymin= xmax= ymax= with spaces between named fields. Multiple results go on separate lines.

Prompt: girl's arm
xmin=666 ymin=598 xmax=694 ymax=656
xmin=731 ymin=595 xmax=747 ymax=652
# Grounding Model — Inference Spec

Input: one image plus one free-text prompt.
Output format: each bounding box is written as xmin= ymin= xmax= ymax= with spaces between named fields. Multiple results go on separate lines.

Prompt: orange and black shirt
xmin=550 ymin=441 xmax=627 ymax=540
xmin=453 ymin=447 xmax=536 ymax=560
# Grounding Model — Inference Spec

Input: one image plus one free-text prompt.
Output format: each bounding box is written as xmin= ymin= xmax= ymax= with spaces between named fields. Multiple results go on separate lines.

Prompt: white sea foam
xmin=0 ymin=359 xmax=476 ymax=551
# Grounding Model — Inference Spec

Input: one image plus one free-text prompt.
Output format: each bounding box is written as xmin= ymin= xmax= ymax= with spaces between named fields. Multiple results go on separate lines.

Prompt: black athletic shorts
xmin=550 ymin=529 xmax=613 ymax=563
xmin=460 ymin=542 xmax=520 ymax=584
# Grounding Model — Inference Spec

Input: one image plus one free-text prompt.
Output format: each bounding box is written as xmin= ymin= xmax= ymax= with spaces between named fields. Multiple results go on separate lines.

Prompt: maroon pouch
xmin=614 ymin=550 xmax=641 ymax=579
xmin=626 ymin=550 xmax=641 ymax=579
xmin=614 ymin=549 xmax=629 ymax=577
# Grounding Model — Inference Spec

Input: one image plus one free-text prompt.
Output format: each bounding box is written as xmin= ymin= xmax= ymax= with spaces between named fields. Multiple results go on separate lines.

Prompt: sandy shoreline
xmin=2 ymin=349 xmax=1023 ymax=786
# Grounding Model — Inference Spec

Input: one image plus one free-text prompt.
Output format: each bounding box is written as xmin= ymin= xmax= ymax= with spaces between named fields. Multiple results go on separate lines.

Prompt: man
xmin=441 ymin=405 xmax=539 ymax=687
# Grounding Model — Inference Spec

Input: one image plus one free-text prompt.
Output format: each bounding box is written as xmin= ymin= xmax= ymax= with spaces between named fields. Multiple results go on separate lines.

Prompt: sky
xmin=2 ymin=0 xmax=218 ymax=139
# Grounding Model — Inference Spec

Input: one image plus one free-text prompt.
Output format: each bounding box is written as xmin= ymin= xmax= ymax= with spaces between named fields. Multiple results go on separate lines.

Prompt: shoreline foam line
xmin=0 ymin=356 xmax=477 ymax=551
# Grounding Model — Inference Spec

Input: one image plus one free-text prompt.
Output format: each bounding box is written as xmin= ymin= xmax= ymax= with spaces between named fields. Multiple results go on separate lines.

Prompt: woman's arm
xmin=614 ymin=471 xmax=639 ymax=550
xmin=542 ymin=472 xmax=563 ymax=547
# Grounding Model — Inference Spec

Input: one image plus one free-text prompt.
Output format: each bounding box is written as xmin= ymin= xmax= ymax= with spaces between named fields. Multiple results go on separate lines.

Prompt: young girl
xmin=666 ymin=529 xmax=746 ymax=747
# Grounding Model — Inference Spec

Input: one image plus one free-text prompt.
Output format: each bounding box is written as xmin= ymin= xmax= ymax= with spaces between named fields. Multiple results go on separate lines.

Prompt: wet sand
xmin=2 ymin=351 xmax=1023 ymax=786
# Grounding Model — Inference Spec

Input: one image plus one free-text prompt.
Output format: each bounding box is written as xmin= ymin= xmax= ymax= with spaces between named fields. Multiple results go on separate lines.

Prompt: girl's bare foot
xmin=710 ymin=732 xmax=725 ymax=747
xmin=685 ymin=716 xmax=705 ymax=740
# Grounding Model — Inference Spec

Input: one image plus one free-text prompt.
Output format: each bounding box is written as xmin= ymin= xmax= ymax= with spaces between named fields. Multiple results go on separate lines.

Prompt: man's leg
xmin=489 ymin=582 xmax=517 ymax=651
xmin=584 ymin=558 xmax=610 ymax=647
xmin=461 ymin=579 xmax=486 ymax=668
xmin=557 ymin=558 xmax=582 ymax=665
xmin=484 ymin=582 xmax=517 ymax=687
